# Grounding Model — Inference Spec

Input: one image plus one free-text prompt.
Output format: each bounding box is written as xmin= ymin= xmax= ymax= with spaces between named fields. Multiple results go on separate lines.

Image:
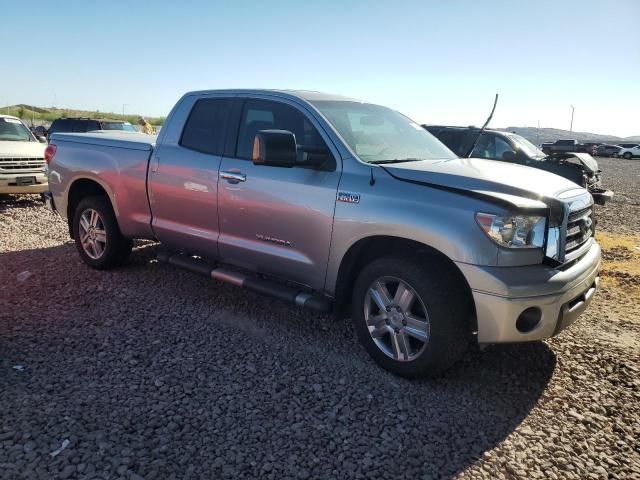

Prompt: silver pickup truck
xmin=45 ymin=90 xmax=601 ymax=378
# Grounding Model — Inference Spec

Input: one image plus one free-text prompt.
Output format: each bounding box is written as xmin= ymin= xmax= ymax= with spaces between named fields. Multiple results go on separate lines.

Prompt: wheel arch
xmin=66 ymin=178 xmax=115 ymax=238
xmin=333 ymin=235 xmax=477 ymax=331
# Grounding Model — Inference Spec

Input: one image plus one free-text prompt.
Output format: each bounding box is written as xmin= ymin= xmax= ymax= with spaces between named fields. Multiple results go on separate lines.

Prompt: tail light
xmin=44 ymin=144 xmax=57 ymax=165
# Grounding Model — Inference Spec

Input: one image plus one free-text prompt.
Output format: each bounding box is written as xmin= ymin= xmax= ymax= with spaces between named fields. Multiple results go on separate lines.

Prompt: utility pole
xmin=122 ymin=103 xmax=129 ymax=119
xmin=569 ymin=105 xmax=575 ymax=134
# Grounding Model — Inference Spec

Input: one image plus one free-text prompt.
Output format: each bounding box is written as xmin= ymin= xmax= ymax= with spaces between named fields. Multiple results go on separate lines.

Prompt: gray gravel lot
xmin=1 ymin=157 xmax=639 ymax=479
xmin=596 ymin=157 xmax=640 ymax=235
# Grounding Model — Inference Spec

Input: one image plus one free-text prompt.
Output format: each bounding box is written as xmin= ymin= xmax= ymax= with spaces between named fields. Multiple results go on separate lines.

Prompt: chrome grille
xmin=0 ymin=157 xmax=46 ymax=172
xmin=564 ymin=206 xmax=593 ymax=258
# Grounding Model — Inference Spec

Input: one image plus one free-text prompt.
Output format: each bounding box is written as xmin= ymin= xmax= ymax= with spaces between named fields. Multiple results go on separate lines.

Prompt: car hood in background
xmin=0 ymin=140 xmax=47 ymax=158
xmin=382 ymin=157 xmax=587 ymax=209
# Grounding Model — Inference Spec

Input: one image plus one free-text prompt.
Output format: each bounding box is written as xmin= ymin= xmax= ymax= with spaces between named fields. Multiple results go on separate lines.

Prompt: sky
xmin=2 ymin=0 xmax=639 ymax=137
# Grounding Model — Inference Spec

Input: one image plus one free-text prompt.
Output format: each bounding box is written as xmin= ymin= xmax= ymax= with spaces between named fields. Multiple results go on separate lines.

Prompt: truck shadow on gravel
xmin=1 ymin=243 xmax=557 ymax=479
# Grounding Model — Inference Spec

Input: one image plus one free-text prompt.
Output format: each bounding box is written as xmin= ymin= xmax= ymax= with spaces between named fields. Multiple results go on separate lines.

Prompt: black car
xmin=47 ymin=118 xmax=137 ymax=140
xmin=596 ymin=144 xmax=621 ymax=157
xmin=425 ymin=125 xmax=613 ymax=205
xmin=29 ymin=125 xmax=48 ymax=140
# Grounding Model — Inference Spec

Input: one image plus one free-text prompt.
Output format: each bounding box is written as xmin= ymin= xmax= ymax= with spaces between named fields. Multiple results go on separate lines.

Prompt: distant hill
xmin=497 ymin=126 xmax=640 ymax=146
xmin=3 ymin=105 xmax=165 ymax=126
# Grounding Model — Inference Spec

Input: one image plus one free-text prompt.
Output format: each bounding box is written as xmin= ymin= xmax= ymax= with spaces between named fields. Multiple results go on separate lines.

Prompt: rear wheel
xmin=72 ymin=195 xmax=132 ymax=269
xmin=351 ymin=255 xmax=471 ymax=378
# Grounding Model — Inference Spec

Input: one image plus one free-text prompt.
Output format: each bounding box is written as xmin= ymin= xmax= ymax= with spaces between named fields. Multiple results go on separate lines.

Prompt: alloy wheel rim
xmin=79 ymin=208 xmax=107 ymax=259
xmin=364 ymin=276 xmax=430 ymax=362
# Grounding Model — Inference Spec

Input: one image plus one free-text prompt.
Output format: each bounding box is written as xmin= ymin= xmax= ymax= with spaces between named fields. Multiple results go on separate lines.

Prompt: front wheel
xmin=623 ymin=152 xmax=633 ymax=159
xmin=351 ymin=255 xmax=471 ymax=378
xmin=72 ymin=195 xmax=132 ymax=269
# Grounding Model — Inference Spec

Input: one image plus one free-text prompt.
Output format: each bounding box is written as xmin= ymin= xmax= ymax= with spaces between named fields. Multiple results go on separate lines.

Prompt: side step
xmin=157 ymin=251 xmax=332 ymax=313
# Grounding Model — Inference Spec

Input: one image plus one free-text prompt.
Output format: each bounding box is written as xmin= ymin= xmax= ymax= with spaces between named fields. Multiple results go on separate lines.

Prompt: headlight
xmin=475 ymin=213 xmax=546 ymax=249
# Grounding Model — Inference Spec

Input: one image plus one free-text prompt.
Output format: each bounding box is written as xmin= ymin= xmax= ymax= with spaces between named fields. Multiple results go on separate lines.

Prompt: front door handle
xmin=220 ymin=171 xmax=247 ymax=183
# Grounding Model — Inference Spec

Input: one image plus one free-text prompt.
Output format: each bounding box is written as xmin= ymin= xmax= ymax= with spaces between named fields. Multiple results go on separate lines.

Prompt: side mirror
xmin=37 ymin=135 xmax=47 ymax=143
xmin=252 ymin=130 xmax=297 ymax=167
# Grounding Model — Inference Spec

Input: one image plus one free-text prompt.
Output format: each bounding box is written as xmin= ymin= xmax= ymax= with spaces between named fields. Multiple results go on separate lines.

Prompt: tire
xmin=351 ymin=255 xmax=471 ymax=378
xmin=612 ymin=153 xmax=618 ymax=158
xmin=72 ymin=195 xmax=132 ymax=269
xmin=623 ymin=152 xmax=632 ymax=160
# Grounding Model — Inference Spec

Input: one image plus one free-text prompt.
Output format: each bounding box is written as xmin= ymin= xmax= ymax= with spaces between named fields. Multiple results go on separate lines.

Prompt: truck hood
xmin=0 ymin=140 xmax=46 ymax=158
xmin=382 ymin=157 xmax=587 ymax=210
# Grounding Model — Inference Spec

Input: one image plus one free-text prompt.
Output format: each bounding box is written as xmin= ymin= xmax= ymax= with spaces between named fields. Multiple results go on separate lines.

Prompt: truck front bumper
xmin=456 ymin=242 xmax=601 ymax=344
xmin=0 ymin=174 xmax=48 ymax=194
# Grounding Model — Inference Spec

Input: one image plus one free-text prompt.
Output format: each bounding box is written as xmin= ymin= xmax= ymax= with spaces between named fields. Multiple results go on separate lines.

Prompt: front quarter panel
xmin=325 ymin=163 xmax=508 ymax=295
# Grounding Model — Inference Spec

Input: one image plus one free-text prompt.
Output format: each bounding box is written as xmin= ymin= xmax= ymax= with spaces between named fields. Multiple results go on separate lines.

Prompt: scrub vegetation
xmin=3 ymin=104 xmax=165 ymax=126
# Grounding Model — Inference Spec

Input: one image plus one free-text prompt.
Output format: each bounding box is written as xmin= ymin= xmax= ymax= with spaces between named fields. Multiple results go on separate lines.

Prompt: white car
xmin=617 ymin=144 xmax=640 ymax=160
xmin=0 ymin=115 xmax=48 ymax=194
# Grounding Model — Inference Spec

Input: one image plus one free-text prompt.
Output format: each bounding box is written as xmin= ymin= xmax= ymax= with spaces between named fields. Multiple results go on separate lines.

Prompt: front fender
xmin=324 ymin=169 xmax=543 ymax=295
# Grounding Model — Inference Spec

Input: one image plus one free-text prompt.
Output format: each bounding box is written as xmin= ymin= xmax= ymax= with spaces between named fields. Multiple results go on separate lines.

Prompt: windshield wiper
xmin=372 ymin=158 xmax=426 ymax=164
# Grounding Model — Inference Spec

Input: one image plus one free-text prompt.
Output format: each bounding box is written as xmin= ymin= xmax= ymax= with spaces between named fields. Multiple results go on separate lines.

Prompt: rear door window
xmin=180 ymin=98 xmax=232 ymax=155
xmin=436 ymin=130 xmax=470 ymax=157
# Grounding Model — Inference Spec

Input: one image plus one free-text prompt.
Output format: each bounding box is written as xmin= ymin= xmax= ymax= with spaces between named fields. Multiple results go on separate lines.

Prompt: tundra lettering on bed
xmin=44 ymin=90 xmax=601 ymax=378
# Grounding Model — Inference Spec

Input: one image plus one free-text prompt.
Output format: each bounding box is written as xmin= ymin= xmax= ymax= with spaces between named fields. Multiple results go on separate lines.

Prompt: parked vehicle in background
xmin=617 ymin=145 xmax=640 ymax=159
xmin=541 ymin=139 xmax=596 ymax=155
xmin=0 ymin=115 xmax=48 ymax=194
xmin=425 ymin=125 xmax=613 ymax=205
xmin=582 ymin=142 xmax=600 ymax=156
xmin=596 ymin=144 xmax=621 ymax=157
xmin=30 ymin=125 xmax=48 ymax=139
xmin=44 ymin=89 xmax=601 ymax=378
xmin=47 ymin=118 xmax=138 ymax=140
xmin=617 ymin=143 xmax=639 ymax=149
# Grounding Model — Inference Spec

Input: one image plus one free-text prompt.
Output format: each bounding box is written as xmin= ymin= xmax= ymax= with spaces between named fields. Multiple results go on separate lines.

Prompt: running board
xmin=156 ymin=251 xmax=331 ymax=313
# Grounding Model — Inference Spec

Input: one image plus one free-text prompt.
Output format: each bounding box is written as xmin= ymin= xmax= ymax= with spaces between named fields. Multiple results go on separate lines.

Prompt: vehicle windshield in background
xmin=101 ymin=121 xmax=137 ymax=132
xmin=507 ymin=133 xmax=546 ymax=159
xmin=311 ymin=101 xmax=456 ymax=163
xmin=0 ymin=118 xmax=33 ymax=142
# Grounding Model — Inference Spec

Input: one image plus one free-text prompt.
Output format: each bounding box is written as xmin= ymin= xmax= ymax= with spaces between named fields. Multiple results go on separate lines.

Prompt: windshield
xmin=102 ymin=121 xmax=137 ymax=132
xmin=507 ymin=133 xmax=546 ymax=159
xmin=0 ymin=117 xmax=34 ymax=142
xmin=311 ymin=101 xmax=456 ymax=163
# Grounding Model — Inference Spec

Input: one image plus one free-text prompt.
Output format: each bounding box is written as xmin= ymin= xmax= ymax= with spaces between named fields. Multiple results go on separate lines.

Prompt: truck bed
xmin=49 ymin=131 xmax=156 ymax=151
xmin=48 ymin=131 xmax=157 ymax=240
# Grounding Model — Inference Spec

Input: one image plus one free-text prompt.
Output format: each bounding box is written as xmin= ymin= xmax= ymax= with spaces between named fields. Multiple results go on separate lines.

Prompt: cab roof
xmin=184 ymin=89 xmax=362 ymax=103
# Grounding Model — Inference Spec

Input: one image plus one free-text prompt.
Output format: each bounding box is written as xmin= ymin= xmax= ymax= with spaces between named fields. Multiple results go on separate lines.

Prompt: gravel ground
xmin=1 ymin=158 xmax=639 ymax=479
xmin=595 ymin=157 xmax=640 ymax=235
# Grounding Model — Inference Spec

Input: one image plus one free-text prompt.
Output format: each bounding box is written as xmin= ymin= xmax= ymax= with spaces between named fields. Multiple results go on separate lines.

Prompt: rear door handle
xmin=220 ymin=171 xmax=246 ymax=183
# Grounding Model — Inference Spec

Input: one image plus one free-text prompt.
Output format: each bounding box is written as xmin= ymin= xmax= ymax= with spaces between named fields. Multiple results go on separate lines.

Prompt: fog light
xmin=516 ymin=307 xmax=542 ymax=333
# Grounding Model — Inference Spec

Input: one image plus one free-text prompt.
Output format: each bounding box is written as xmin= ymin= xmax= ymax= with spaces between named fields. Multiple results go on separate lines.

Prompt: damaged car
xmin=424 ymin=125 xmax=613 ymax=205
